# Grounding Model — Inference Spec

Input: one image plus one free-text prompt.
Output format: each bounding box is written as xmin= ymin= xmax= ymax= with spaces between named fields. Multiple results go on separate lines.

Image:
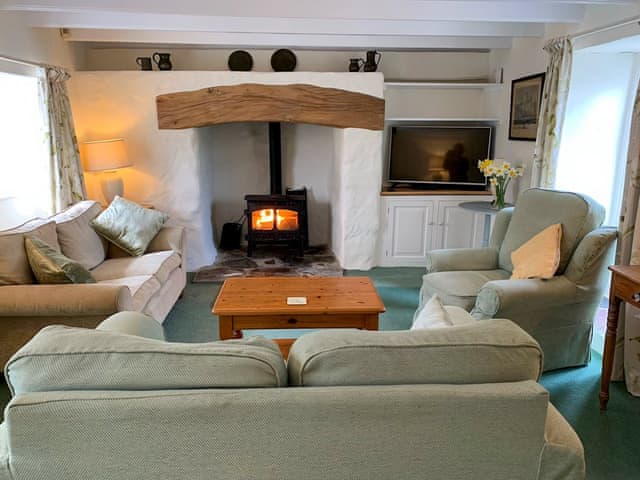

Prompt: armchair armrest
xmin=472 ymin=276 xmax=577 ymax=319
xmin=147 ymin=226 xmax=185 ymax=256
xmin=426 ymin=248 xmax=499 ymax=273
xmin=0 ymin=284 xmax=133 ymax=316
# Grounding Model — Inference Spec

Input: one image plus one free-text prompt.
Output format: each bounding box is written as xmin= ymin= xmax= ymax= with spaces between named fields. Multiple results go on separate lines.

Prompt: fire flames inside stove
xmin=252 ymin=208 xmax=299 ymax=231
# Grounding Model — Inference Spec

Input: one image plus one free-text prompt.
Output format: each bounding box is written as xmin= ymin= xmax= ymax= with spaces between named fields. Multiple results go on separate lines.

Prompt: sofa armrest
xmin=0 ymin=284 xmax=133 ymax=316
xmin=147 ymin=226 xmax=185 ymax=256
xmin=426 ymin=248 xmax=498 ymax=273
xmin=472 ymin=276 xmax=578 ymax=319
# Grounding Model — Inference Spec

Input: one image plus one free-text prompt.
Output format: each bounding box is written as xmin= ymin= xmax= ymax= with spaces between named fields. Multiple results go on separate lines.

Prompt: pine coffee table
xmin=212 ymin=277 xmax=385 ymax=358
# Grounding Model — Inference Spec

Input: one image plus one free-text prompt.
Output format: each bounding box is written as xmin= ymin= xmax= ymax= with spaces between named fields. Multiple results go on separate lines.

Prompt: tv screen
xmin=388 ymin=125 xmax=492 ymax=188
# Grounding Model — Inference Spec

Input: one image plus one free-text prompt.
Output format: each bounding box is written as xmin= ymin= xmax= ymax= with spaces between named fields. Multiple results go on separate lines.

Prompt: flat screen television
xmin=387 ymin=124 xmax=493 ymax=189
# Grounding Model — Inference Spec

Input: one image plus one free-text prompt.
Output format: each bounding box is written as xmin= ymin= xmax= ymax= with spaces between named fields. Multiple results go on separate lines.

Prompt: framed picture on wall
xmin=508 ymin=72 xmax=546 ymax=141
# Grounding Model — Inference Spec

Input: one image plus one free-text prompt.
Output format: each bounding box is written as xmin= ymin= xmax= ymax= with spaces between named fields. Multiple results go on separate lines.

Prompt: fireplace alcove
xmin=156 ymin=78 xmax=385 ymax=268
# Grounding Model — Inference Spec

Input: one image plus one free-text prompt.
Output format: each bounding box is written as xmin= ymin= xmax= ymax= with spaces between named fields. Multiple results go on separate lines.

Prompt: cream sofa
xmin=0 ymin=312 xmax=585 ymax=480
xmin=0 ymin=200 xmax=186 ymax=366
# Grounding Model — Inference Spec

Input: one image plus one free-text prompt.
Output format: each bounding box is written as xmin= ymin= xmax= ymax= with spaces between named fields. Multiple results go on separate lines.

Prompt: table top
xmin=458 ymin=201 xmax=513 ymax=214
xmin=212 ymin=276 xmax=385 ymax=315
xmin=609 ymin=264 xmax=640 ymax=283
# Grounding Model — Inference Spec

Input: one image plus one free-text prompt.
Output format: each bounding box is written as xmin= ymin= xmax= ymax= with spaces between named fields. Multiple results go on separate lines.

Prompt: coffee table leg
xmin=363 ymin=314 xmax=379 ymax=331
xmin=218 ymin=315 xmax=243 ymax=340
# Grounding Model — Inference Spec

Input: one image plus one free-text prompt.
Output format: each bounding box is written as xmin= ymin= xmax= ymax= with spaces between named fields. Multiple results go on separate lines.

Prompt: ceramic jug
xmin=363 ymin=51 xmax=381 ymax=72
xmin=153 ymin=52 xmax=172 ymax=71
xmin=136 ymin=57 xmax=152 ymax=71
xmin=348 ymin=58 xmax=364 ymax=72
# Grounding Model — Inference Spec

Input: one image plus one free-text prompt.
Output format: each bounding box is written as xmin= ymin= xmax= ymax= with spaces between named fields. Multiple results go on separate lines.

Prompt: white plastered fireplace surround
xmin=68 ymin=72 xmax=384 ymax=271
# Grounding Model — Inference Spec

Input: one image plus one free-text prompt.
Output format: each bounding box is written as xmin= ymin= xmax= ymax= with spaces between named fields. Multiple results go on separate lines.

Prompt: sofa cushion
xmin=91 ymin=251 xmax=181 ymax=284
xmin=97 ymin=275 xmax=161 ymax=311
xmin=498 ymin=188 xmax=605 ymax=274
xmin=53 ymin=200 xmax=107 ymax=270
xmin=411 ymin=294 xmax=451 ymax=329
xmin=5 ymin=326 xmax=287 ymax=395
xmin=0 ymin=219 xmax=59 ymax=285
xmin=25 ymin=236 xmax=96 ymax=284
xmin=288 ymin=319 xmax=543 ymax=386
xmin=90 ymin=196 xmax=169 ymax=256
xmin=511 ymin=223 xmax=562 ymax=280
xmin=420 ymin=269 xmax=510 ymax=310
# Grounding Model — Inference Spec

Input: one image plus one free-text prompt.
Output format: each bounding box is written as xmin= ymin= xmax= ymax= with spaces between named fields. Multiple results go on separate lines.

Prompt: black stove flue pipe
xmin=268 ymin=122 xmax=283 ymax=195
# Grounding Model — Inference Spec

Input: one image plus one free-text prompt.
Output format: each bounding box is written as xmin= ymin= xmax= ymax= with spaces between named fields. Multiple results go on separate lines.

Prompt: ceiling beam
xmin=63 ymin=29 xmax=514 ymax=50
xmin=23 ymin=12 xmax=544 ymax=38
xmin=3 ymin=0 xmax=591 ymax=23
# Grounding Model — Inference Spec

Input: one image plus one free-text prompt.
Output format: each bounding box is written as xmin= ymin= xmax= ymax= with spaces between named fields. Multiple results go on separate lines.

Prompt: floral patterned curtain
xmin=39 ymin=66 xmax=86 ymax=212
xmin=612 ymin=79 xmax=640 ymax=396
xmin=531 ymin=36 xmax=573 ymax=188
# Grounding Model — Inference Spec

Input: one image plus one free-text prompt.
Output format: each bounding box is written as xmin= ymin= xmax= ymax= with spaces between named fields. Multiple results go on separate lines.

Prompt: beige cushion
xmin=511 ymin=223 xmax=562 ymax=280
xmin=91 ymin=251 xmax=181 ymax=284
xmin=98 ymin=275 xmax=161 ymax=311
xmin=411 ymin=294 xmax=451 ymax=329
xmin=288 ymin=319 xmax=543 ymax=386
xmin=5 ymin=325 xmax=287 ymax=395
xmin=90 ymin=196 xmax=168 ymax=256
xmin=0 ymin=219 xmax=60 ymax=285
xmin=53 ymin=200 xmax=107 ymax=270
xmin=25 ymin=236 xmax=96 ymax=284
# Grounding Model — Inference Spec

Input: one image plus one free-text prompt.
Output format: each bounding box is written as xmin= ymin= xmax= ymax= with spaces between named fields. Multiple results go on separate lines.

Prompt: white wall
xmin=0 ymin=12 xmax=80 ymax=69
xmin=68 ymin=71 xmax=384 ymax=270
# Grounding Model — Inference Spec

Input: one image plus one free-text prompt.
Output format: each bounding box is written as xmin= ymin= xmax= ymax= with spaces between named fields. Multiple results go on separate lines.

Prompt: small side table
xmin=600 ymin=265 xmax=640 ymax=410
xmin=458 ymin=201 xmax=513 ymax=247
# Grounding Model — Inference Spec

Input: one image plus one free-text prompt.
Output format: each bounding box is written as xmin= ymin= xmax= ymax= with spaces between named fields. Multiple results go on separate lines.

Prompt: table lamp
xmin=82 ymin=138 xmax=131 ymax=204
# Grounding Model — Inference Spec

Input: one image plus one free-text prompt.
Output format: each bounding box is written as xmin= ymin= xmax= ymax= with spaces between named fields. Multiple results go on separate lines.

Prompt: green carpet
xmin=1 ymin=267 xmax=639 ymax=479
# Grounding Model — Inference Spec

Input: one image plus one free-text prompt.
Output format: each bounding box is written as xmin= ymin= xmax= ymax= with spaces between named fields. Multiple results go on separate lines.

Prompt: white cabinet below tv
xmin=377 ymin=192 xmax=492 ymax=267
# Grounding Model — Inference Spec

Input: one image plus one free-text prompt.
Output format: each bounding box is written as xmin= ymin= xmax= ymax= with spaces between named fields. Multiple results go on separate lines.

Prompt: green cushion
xmin=288 ymin=319 xmax=543 ymax=387
xmin=24 ymin=236 xmax=96 ymax=284
xmin=90 ymin=196 xmax=168 ymax=256
xmin=6 ymin=326 xmax=287 ymax=394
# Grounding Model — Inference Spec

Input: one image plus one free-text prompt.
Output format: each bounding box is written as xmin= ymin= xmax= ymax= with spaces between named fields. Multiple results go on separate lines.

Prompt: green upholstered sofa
xmin=0 ymin=311 xmax=585 ymax=480
xmin=0 ymin=201 xmax=186 ymax=368
xmin=418 ymin=188 xmax=617 ymax=371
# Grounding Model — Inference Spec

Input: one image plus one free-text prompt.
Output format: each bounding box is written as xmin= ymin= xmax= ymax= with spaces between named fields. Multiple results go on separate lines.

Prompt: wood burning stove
xmin=245 ymin=122 xmax=309 ymax=256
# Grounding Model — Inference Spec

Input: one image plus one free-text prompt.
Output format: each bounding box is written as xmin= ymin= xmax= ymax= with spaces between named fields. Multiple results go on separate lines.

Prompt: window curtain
xmin=531 ymin=36 xmax=573 ymax=188
xmin=39 ymin=66 xmax=86 ymax=212
xmin=612 ymin=79 xmax=640 ymax=396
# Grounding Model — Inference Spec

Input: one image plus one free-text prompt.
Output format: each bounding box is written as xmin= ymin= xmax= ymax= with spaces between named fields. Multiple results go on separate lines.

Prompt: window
xmin=554 ymin=51 xmax=636 ymax=226
xmin=0 ymin=64 xmax=51 ymax=226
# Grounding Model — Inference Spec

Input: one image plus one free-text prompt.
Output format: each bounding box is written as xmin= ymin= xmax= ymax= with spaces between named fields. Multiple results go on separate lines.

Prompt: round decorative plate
xmin=228 ymin=50 xmax=253 ymax=71
xmin=271 ymin=49 xmax=297 ymax=72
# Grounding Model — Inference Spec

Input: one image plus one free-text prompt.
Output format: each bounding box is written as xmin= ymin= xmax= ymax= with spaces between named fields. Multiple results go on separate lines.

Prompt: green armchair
xmin=418 ymin=188 xmax=617 ymax=371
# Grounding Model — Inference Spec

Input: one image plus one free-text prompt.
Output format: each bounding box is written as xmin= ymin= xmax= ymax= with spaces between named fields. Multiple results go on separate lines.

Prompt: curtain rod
xmin=0 ymin=54 xmax=54 ymax=70
xmin=570 ymin=15 xmax=640 ymax=41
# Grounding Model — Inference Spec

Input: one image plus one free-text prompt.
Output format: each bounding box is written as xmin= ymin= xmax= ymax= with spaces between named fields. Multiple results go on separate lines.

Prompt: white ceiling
xmin=2 ymin=0 xmax=638 ymax=50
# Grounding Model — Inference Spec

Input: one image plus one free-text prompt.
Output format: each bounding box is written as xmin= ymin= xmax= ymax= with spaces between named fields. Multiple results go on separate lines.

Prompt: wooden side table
xmin=600 ymin=265 xmax=640 ymax=410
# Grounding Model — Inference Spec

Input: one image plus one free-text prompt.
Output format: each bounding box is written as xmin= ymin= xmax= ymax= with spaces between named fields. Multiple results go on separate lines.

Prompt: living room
xmin=1 ymin=1 xmax=640 ymax=479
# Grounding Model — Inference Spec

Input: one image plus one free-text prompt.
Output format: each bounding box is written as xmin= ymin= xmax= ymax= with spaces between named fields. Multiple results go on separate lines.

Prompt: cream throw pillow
xmin=510 ymin=223 xmax=562 ymax=280
xmin=411 ymin=294 xmax=452 ymax=330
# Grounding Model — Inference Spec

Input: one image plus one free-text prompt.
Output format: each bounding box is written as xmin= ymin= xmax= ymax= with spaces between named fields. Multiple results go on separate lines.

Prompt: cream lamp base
xmin=100 ymin=171 xmax=124 ymax=204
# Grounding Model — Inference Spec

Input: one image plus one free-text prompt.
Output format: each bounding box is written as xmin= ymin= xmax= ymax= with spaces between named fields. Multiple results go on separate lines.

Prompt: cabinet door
xmin=435 ymin=199 xmax=484 ymax=250
xmin=380 ymin=199 xmax=435 ymax=266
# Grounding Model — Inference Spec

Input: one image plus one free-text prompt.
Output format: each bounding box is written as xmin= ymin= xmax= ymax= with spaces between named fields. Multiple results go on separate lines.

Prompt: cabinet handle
xmin=287 ymin=318 xmax=298 ymax=324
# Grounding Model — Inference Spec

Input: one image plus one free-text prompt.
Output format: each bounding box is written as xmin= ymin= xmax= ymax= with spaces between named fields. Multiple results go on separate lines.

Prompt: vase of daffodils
xmin=477 ymin=159 xmax=524 ymax=209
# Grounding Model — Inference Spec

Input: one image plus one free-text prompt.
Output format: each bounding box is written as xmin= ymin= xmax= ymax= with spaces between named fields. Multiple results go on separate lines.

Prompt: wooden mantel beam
xmin=156 ymin=83 xmax=384 ymax=131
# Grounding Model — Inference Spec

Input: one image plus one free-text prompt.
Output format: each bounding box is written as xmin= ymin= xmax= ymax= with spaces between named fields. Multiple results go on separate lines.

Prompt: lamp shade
xmin=82 ymin=138 xmax=131 ymax=172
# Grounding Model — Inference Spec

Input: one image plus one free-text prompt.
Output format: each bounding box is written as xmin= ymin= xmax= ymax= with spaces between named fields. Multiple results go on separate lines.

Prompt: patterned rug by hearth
xmin=192 ymin=246 xmax=343 ymax=283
